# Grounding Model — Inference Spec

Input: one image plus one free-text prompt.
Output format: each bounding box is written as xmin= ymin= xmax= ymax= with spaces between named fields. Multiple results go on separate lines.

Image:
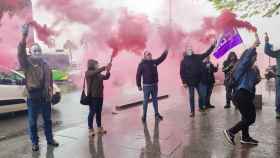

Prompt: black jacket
xmin=201 ymin=61 xmax=218 ymax=85
xmin=180 ymin=44 xmax=215 ymax=86
xmin=223 ymin=59 xmax=237 ymax=85
xmin=136 ymin=50 xmax=168 ymax=87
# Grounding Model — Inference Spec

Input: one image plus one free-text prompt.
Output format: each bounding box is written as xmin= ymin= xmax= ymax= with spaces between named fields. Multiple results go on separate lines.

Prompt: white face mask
xmin=187 ymin=51 xmax=193 ymax=56
xmin=30 ymin=44 xmax=42 ymax=57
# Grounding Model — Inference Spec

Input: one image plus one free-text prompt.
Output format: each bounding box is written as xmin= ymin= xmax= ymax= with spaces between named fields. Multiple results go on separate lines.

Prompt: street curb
xmin=115 ymin=94 xmax=169 ymax=111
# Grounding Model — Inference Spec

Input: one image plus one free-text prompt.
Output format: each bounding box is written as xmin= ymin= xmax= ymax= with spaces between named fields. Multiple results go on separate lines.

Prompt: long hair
xmin=226 ymin=51 xmax=238 ymax=63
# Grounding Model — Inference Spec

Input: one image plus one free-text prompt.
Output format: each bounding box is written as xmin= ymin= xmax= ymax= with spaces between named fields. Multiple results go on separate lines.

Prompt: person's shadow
xmin=140 ymin=120 xmax=161 ymax=158
xmin=89 ymin=135 xmax=105 ymax=158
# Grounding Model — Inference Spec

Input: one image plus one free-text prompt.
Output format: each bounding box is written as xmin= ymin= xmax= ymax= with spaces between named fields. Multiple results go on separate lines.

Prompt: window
xmin=0 ymin=69 xmax=25 ymax=85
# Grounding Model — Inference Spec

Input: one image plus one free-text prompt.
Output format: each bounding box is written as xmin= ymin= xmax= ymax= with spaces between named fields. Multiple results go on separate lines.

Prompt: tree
xmin=209 ymin=0 xmax=280 ymax=18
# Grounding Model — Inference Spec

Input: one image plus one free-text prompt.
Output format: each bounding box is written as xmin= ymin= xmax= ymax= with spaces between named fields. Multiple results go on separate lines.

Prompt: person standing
xmin=18 ymin=24 xmax=59 ymax=151
xmin=136 ymin=49 xmax=168 ymax=123
xmin=201 ymin=56 xmax=219 ymax=109
xmin=222 ymin=52 xmax=238 ymax=108
xmin=86 ymin=59 xmax=111 ymax=136
xmin=224 ymin=33 xmax=261 ymax=145
xmin=180 ymin=41 xmax=217 ymax=117
xmin=264 ymin=33 xmax=280 ymax=119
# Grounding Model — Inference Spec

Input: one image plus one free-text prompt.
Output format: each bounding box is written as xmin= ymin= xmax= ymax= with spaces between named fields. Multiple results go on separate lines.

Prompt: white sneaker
xmin=89 ymin=129 xmax=95 ymax=136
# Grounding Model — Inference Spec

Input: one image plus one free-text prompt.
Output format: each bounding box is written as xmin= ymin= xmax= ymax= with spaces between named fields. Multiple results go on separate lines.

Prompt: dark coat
xmin=86 ymin=66 xmax=110 ymax=98
xmin=136 ymin=50 xmax=168 ymax=87
xmin=180 ymin=44 xmax=215 ymax=86
xmin=201 ymin=61 xmax=218 ymax=85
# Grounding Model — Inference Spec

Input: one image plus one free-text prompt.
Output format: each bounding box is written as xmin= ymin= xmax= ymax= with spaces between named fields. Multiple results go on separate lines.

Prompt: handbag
xmin=80 ymin=77 xmax=91 ymax=105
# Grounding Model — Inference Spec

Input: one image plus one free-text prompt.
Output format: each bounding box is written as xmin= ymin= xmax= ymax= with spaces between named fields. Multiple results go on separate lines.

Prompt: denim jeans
xmin=275 ymin=76 xmax=280 ymax=113
xmin=27 ymin=99 xmax=53 ymax=145
xmin=142 ymin=84 xmax=159 ymax=118
xmin=188 ymin=82 xmax=207 ymax=112
xmin=88 ymin=98 xmax=103 ymax=129
xmin=206 ymin=83 xmax=214 ymax=106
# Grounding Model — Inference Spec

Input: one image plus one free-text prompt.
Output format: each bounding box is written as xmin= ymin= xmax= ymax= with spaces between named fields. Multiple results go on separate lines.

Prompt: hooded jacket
xmin=86 ymin=60 xmax=110 ymax=98
xmin=136 ymin=50 xmax=168 ymax=88
xmin=17 ymin=41 xmax=53 ymax=103
xmin=180 ymin=44 xmax=215 ymax=86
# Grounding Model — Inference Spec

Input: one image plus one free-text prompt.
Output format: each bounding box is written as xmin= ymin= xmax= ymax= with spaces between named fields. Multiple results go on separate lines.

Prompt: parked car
xmin=0 ymin=66 xmax=61 ymax=114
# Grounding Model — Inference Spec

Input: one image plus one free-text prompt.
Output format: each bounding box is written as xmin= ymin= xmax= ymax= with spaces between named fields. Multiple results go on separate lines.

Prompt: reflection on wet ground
xmin=0 ymin=80 xmax=280 ymax=158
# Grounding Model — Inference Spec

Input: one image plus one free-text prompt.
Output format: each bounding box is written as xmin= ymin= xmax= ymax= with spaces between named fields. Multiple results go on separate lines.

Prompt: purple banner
xmin=213 ymin=29 xmax=243 ymax=59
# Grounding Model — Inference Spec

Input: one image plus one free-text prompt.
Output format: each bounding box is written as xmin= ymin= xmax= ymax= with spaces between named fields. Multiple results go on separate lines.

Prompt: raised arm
xmin=199 ymin=41 xmax=216 ymax=60
xmin=17 ymin=24 xmax=30 ymax=69
xmin=86 ymin=66 xmax=106 ymax=78
xmin=136 ymin=63 xmax=143 ymax=89
xmin=264 ymin=33 xmax=280 ymax=58
xmin=101 ymin=71 xmax=111 ymax=80
xmin=101 ymin=64 xmax=111 ymax=80
xmin=233 ymin=48 xmax=257 ymax=81
xmin=154 ymin=49 xmax=168 ymax=65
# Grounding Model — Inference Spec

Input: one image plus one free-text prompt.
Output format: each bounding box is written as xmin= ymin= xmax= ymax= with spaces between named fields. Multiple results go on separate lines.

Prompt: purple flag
xmin=213 ymin=28 xmax=243 ymax=59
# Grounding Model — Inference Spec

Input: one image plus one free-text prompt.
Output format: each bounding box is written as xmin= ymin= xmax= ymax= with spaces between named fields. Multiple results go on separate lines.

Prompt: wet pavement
xmin=0 ymin=80 xmax=280 ymax=158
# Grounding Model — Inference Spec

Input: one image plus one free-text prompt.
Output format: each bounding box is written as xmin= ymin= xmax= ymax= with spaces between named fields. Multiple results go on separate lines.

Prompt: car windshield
xmin=0 ymin=67 xmax=25 ymax=85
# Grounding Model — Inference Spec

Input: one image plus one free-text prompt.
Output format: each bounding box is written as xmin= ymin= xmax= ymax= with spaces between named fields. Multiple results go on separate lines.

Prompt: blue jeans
xmin=88 ymin=98 xmax=103 ymax=129
xmin=188 ymin=83 xmax=207 ymax=112
xmin=275 ymin=77 xmax=280 ymax=113
xmin=142 ymin=85 xmax=159 ymax=118
xmin=27 ymin=99 xmax=53 ymax=145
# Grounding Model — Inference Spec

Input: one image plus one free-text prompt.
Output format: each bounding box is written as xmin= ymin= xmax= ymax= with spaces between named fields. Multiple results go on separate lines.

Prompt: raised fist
xmin=21 ymin=24 xmax=29 ymax=37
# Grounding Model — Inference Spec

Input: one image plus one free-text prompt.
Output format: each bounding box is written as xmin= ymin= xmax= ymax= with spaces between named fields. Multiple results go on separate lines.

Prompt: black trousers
xmin=88 ymin=98 xmax=104 ymax=129
xmin=229 ymin=89 xmax=256 ymax=138
xmin=206 ymin=83 xmax=214 ymax=106
xmin=225 ymin=85 xmax=234 ymax=105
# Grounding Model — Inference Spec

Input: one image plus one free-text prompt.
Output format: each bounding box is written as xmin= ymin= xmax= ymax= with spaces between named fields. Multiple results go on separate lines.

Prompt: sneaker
xmin=223 ymin=130 xmax=235 ymax=145
xmin=189 ymin=112 xmax=195 ymax=117
xmin=240 ymin=137 xmax=259 ymax=145
xmin=224 ymin=104 xmax=231 ymax=109
xmin=47 ymin=140 xmax=59 ymax=147
xmin=141 ymin=116 xmax=146 ymax=123
xmin=89 ymin=129 xmax=95 ymax=136
xmin=276 ymin=112 xmax=280 ymax=119
xmin=155 ymin=114 xmax=163 ymax=121
xmin=97 ymin=127 xmax=107 ymax=135
xmin=32 ymin=144 xmax=39 ymax=152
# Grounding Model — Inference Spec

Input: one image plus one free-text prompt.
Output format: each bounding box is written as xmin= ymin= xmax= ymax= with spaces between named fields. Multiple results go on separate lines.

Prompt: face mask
xmin=187 ymin=51 xmax=193 ymax=56
xmin=30 ymin=44 xmax=42 ymax=57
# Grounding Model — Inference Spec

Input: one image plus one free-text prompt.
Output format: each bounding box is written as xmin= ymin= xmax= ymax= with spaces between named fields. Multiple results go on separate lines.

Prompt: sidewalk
xmin=0 ymin=81 xmax=280 ymax=158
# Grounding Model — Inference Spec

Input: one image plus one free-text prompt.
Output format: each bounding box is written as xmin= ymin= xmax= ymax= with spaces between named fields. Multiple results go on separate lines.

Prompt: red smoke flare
xmin=29 ymin=21 xmax=56 ymax=47
xmin=107 ymin=10 xmax=150 ymax=58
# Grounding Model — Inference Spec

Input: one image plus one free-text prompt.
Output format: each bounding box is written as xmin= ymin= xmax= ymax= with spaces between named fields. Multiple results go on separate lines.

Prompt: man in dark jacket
xmin=201 ymin=56 xmax=219 ymax=109
xmin=180 ymin=41 xmax=216 ymax=117
xmin=18 ymin=24 xmax=59 ymax=152
xmin=136 ymin=49 xmax=168 ymax=123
